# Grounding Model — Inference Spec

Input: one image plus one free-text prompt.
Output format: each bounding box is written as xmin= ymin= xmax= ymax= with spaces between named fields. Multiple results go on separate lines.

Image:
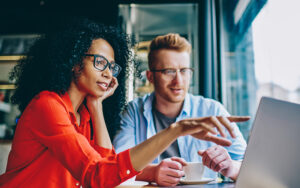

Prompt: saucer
xmin=180 ymin=177 xmax=215 ymax=185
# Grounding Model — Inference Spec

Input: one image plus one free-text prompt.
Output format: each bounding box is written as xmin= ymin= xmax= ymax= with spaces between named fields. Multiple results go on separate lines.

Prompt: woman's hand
xmin=85 ymin=78 xmax=118 ymax=149
xmin=99 ymin=77 xmax=119 ymax=102
xmin=174 ymin=116 xmax=250 ymax=146
xmin=130 ymin=115 xmax=249 ymax=172
xmin=86 ymin=77 xmax=118 ymax=113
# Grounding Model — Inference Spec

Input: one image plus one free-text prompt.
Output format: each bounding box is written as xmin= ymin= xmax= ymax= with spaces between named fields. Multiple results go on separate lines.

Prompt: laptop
xmin=236 ymin=97 xmax=300 ymax=188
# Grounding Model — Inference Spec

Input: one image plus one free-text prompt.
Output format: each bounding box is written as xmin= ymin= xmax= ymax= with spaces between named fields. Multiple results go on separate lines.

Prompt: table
xmin=116 ymin=181 xmax=235 ymax=188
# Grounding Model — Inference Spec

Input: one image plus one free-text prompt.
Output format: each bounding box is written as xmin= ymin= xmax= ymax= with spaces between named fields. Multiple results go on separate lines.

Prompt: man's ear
xmin=146 ymin=70 xmax=154 ymax=84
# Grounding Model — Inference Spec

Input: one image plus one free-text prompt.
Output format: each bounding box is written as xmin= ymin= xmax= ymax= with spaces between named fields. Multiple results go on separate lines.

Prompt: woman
xmin=0 ymin=19 xmax=248 ymax=188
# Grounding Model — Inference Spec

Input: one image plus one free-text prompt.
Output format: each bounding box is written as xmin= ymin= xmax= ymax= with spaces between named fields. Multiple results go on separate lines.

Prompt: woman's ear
xmin=72 ymin=64 xmax=83 ymax=73
xmin=146 ymin=70 xmax=154 ymax=83
xmin=72 ymin=64 xmax=82 ymax=79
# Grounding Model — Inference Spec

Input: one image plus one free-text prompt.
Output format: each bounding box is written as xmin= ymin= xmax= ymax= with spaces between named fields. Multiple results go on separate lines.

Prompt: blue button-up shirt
xmin=113 ymin=93 xmax=247 ymax=179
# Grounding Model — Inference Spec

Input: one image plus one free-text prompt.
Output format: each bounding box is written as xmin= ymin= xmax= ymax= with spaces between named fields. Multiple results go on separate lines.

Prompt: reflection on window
xmin=220 ymin=0 xmax=300 ymax=140
xmin=118 ymin=3 xmax=198 ymax=101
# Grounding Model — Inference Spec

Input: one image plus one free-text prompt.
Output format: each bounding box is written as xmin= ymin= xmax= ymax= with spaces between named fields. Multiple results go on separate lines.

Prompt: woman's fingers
xmin=179 ymin=119 xmax=217 ymax=135
xmin=201 ymin=122 xmax=218 ymax=134
xmin=180 ymin=116 xmax=250 ymax=140
xmin=103 ymin=77 xmax=119 ymax=99
xmin=109 ymin=77 xmax=118 ymax=90
xmin=200 ymin=116 xmax=250 ymax=138
xmin=209 ymin=117 xmax=226 ymax=137
xmin=203 ymin=134 xmax=232 ymax=146
xmin=217 ymin=116 xmax=235 ymax=138
xmin=227 ymin=116 xmax=250 ymax=122
xmin=191 ymin=117 xmax=228 ymax=138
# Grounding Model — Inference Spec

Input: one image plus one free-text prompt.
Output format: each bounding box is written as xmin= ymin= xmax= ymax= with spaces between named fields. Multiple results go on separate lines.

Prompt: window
xmin=252 ymin=1 xmax=300 ymax=104
xmin=219 ymin=0 xmax=300 ymax=140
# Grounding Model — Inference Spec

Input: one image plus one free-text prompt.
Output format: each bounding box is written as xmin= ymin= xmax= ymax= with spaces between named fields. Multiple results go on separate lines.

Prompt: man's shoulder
xmin=187 ymin=93 xmax=222 ymax=106
xmin=124 ymin=93 xmax=153 ymax=113
xmin=128 ymin=94 xmax=148 ymax=106
xmin=186 ymin=93 xmax=229 ymax=116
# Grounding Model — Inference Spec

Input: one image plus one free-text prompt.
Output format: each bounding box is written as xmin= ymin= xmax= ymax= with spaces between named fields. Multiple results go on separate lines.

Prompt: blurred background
xmin=0 ymin=0 xmax=300 ymax=170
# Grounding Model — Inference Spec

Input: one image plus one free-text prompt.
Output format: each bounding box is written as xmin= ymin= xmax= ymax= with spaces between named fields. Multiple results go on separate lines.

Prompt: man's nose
xmin=172 ymin=70 xmax=183 ymax=83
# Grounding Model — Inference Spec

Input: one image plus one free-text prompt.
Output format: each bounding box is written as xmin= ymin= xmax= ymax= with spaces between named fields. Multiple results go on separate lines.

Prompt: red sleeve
xmin=90 ymin=140 xmax=116 ymax=157
xmin=25 ymin=93 xmax=139 ymax=187
xmin=83 ymin=149 xmax=139 ymax=187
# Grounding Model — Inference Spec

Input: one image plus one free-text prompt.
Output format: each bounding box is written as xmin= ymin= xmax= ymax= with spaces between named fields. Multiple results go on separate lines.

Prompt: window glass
xmin=220 ymin=0 xmax=300 ymax=140
xmin=252 ymin=0 xmax=300 ymax=104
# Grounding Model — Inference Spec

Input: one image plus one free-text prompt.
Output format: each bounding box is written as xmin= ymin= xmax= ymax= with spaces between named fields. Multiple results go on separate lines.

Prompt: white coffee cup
xmin=182 ymin=162 xmax=205 ymax=181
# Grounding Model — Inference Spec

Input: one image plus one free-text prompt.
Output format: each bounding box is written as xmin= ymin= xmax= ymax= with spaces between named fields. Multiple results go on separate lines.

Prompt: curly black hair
xmin=10 ymin=18 xmax=134 ymax=139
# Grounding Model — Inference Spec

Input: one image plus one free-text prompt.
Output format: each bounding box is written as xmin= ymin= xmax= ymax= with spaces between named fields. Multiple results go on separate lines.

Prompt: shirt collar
xmin=60 ymin=92 xmax=90 ymax=124
xmin=181 ymin=93 xmax=191 ymax=116
xmin=78 ymin=105 xmax=91 ymax=123
xmin=143 ymin=92 xmax=155 ymax=113
xmin=143 ymin=92 xmax=191 ymax=117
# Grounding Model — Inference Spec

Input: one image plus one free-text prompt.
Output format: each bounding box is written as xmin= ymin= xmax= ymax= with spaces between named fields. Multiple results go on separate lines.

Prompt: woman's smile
xmin=97 ymin=81 xmax=109 ymax=90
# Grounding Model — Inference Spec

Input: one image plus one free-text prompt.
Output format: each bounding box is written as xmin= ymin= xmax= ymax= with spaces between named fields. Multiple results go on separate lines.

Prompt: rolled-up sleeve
xmin=84 ymin=149 xmax=138 ymax=187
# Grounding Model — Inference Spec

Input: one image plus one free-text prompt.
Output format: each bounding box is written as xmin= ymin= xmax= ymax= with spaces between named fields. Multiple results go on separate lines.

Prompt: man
xmin=113 ymin=33 xmax=247 ymax=186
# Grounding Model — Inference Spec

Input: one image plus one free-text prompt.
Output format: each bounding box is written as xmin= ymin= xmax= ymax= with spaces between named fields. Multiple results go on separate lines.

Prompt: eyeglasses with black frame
xmin=150 ymin=68 xmax=194 ymax=80
xmin=84 ymin=54 xmax=122 ymax=77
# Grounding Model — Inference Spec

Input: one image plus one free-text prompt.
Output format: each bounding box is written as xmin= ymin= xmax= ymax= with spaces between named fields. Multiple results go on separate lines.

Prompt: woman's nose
xmin=101 ymin=66 xmax=113 ymax=78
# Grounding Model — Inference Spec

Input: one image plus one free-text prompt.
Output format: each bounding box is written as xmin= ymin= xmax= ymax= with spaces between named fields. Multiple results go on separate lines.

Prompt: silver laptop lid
xmin=236 ymin=97 xmax=300 ymax=188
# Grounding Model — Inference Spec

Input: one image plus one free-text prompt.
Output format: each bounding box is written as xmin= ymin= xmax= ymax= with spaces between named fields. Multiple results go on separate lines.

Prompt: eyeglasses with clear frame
xmin=150 ymin=68 xmax=194 ymax=80
xmin=84 ymin=54 xmax=122 ymax=77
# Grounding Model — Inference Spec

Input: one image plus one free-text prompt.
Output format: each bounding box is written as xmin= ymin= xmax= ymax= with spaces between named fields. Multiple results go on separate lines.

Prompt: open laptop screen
xmin=236 ymin=97 xmax=300 ymax=188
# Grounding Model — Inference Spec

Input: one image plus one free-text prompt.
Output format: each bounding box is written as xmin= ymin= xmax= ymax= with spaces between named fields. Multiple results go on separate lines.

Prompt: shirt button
xmin=76 ymin=182 xmax=80 ymax=186
xmin=126 ymin=170 xmax=130 ymax=175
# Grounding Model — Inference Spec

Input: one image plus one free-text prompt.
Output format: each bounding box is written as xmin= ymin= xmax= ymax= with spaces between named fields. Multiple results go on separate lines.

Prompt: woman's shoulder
xmin=30 ymin=91 xmax=65 ymax=108
xmin=35 ymin=91 xmax=62 ymax=101
xmin=22 ymin=90 xmax=69 ymax=117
